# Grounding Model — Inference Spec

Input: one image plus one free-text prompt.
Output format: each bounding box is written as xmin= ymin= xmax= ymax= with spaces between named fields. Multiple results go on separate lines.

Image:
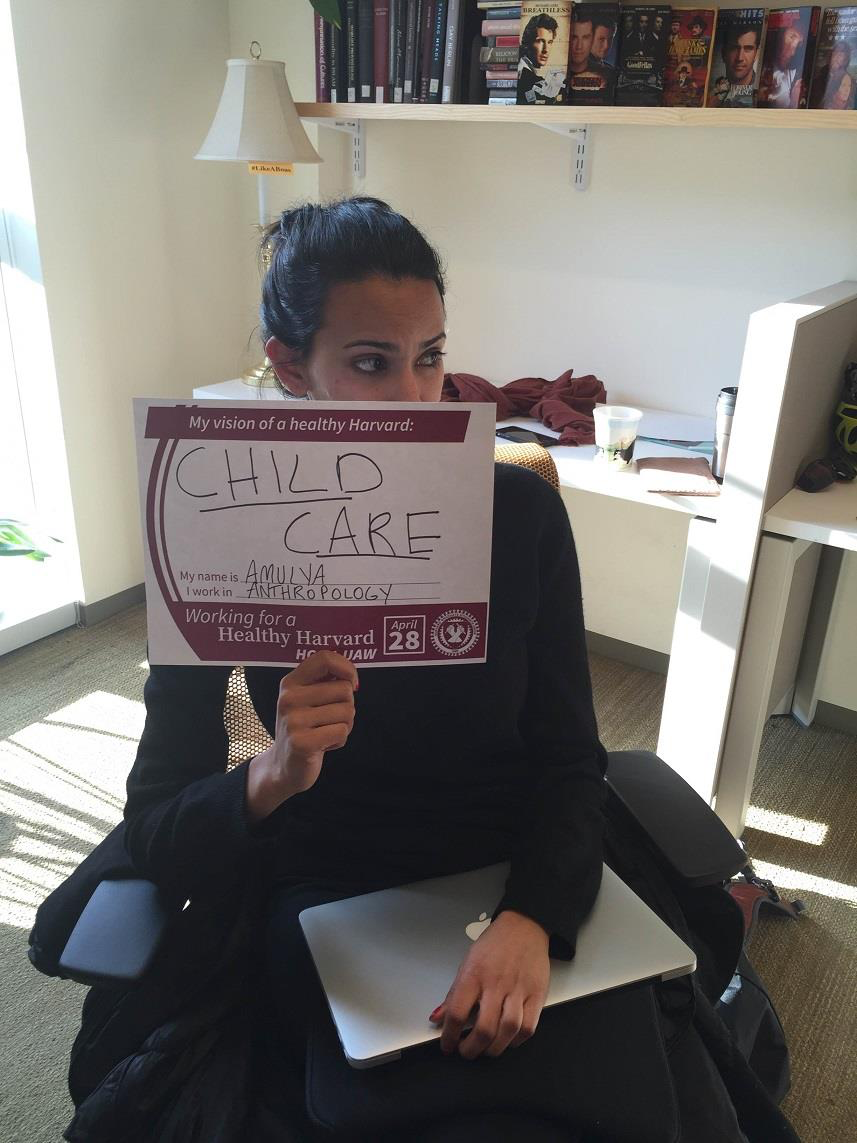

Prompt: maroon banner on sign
xmin=145 ymin=405 xmax=471 ymax=443
xmin=170 ymin=599 xmax=488 ymax=666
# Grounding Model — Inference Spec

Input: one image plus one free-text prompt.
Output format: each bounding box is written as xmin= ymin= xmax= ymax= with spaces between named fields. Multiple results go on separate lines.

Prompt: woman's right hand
xmin=246 ymin=651 xmax=358 ymax=821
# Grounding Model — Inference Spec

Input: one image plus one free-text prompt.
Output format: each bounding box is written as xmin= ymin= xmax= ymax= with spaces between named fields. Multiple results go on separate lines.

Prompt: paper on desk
xmin=637 ymin=409 xmax=715 ymax=442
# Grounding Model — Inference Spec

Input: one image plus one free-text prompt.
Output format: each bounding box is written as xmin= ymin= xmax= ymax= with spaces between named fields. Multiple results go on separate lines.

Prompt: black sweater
xmin=123 ymin=464 xmax=607 ymax=958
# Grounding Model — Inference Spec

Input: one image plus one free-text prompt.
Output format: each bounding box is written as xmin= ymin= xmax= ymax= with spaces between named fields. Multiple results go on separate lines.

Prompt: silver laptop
xmin=299 ymin=862 xmax=695 ymax=1069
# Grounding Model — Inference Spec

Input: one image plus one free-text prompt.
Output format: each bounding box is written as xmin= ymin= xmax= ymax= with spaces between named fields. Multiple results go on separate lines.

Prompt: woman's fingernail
xmin=430 ymin=1006 xmax=443 ymax=1021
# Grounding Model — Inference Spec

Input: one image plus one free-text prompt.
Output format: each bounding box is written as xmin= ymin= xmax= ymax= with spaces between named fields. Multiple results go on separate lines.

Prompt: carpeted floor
xmin=1 ymin=605 xmax=855 ymax=1142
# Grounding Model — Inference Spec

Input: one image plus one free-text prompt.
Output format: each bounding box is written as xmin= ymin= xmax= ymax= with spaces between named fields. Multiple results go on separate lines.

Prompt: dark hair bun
xmin=260 ymin=197 xmax=446 ymax=365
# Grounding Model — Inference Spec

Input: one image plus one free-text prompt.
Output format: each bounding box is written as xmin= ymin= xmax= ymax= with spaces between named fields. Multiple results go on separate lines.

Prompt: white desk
xmin=497 ymin=411 xmax=719 ymax=520
xmin=193 ymin=378 xmax=279 ymax=401
xmin=765 ymin=482 xmax=857 ymax=551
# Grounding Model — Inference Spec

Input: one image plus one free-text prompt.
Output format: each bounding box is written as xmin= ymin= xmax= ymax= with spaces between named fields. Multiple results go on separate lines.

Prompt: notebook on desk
xmin=299 ymin=861 xmax=696 ymax=1069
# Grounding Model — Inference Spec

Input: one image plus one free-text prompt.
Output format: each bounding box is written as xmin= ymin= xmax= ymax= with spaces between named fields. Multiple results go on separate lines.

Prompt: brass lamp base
xmin=241 ymin=357 xmax=278 ymax=387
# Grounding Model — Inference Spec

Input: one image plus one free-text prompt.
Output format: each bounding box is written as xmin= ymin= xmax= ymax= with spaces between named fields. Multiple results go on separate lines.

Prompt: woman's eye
xmin=419 ymin=350 xmax=446 ymax=368
xmin=353 ymin=356 xmax=385 ymax=373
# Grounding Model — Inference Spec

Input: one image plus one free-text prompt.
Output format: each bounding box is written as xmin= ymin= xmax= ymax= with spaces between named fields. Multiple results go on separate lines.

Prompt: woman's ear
xmin=265 ymin=337 xmax=309 ymax=397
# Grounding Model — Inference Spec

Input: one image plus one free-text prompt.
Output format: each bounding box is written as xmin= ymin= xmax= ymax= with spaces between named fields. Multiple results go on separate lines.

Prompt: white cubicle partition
xmin=657 ymin=281 xmax=857 ymax=834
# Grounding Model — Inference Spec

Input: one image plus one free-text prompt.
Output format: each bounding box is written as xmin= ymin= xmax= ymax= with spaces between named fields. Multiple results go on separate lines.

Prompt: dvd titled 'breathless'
xmin=517 ymin=1 xmax=572 ymax=104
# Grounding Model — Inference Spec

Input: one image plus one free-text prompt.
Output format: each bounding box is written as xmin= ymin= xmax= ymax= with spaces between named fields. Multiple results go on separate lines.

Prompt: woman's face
xmin=832 ymin=73 xmax=854 ymax=109
xmin=267 ymin=275 xmax=446 ymax=403
xmin=831 ymin=44 xmax=849 ymax=72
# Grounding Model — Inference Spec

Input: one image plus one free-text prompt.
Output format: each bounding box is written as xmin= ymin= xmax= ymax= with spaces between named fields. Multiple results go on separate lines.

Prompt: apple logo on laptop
xmin=465 ymin=912 xmax=490 ymax=942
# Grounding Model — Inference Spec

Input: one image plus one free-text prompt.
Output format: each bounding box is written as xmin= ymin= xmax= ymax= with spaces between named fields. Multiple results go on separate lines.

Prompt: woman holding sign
xmin=56 ymin=200 xmax=792 ymax=1143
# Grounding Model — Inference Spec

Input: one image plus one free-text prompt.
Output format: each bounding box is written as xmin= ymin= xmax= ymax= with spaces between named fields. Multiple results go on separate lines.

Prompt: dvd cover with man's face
xmin=567 ymin=3 xmax=621 ymax=105
xmin=615 ymin=4 xmax=672 ymax=106
xmin=706 ymin=8 xmax=767 ymax=108
xmin=757 ymin=7 xmax=821 ymax=110
xmin=663 ymin=8 xmax=717 ymax=108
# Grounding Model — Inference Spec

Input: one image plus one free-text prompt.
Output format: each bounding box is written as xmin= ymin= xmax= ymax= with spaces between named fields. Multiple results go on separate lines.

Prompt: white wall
xmin=348 ymin=121 xmax=857 ymax=415
xmin=10 ymin=0 xmax=254 ymax=605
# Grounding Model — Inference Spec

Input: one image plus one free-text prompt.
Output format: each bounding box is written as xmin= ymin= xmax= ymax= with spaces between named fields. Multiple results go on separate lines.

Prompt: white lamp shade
xmin=196 ymin=58 xmax=321 ymax=164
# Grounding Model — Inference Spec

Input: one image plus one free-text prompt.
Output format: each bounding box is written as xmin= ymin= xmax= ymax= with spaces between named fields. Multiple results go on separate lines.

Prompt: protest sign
xmin=134 ymin=399 xmax=495 ymax=667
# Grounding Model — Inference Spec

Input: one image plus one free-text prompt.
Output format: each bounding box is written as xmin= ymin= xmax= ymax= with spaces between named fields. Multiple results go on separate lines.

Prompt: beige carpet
xmin=1 ymin=606 xmax=854 ymax=1141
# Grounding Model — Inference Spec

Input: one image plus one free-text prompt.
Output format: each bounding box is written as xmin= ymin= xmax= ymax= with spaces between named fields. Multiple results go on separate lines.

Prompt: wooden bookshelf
xmin=297 ymin=102 xmax=857 ymax=130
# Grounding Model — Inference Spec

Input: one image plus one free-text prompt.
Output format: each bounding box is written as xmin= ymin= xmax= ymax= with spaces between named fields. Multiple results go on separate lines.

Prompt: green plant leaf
xmin=309 ymin=0 xmax=342 ymax=28
xmin=0 ymin=518 xmax=60 ymax=560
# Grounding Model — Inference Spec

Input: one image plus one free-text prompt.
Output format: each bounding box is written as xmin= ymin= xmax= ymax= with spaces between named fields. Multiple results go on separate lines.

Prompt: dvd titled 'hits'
xmin=706 ymin=8 xmax=767 ymax=107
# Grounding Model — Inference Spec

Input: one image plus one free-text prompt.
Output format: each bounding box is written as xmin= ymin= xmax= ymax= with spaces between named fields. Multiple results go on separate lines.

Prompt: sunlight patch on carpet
xmin=0 ymin=690 xmax=142 ymax=929
xmin=752 ymin=860 xmax=857 ymax=907
xmin=745 ymin=805 xmax=829 ymax=846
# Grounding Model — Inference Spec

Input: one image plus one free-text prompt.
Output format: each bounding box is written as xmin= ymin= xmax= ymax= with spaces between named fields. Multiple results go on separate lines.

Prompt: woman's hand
xmin=246 ymin=651 xmax=358 ymax=821
xmin=429 ymin=910 xmax=550 ymax=1060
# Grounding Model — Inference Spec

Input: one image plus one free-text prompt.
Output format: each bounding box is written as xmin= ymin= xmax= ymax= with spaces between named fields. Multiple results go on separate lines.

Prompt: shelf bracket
xmin=309 ymin=118 xmax=366 ymax=178
xmin=536 ymin=123 xmax=591 ymax=191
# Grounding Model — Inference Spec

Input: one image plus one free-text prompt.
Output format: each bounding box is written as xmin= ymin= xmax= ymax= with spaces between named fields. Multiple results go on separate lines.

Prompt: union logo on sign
xmin=430 ymin=610 xmax=480 ymax=657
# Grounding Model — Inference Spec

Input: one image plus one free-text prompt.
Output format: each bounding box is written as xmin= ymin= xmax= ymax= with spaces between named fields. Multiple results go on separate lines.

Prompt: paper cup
xmin=593 ymin=406 xmax=643 ymax=468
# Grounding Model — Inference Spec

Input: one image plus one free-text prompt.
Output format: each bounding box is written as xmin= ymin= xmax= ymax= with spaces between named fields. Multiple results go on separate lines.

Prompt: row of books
xmin=314 ymin=3 xmax=857 ymax=111
xmin=313 ymin=2 xmax=484 ymax=104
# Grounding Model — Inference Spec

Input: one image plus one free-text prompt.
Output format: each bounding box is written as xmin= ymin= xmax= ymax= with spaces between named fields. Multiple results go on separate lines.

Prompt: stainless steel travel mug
xmin=711 ymin=386 xmax=737 ymax=482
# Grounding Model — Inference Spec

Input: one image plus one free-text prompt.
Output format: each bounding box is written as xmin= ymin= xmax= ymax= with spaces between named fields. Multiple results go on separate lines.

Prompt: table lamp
xmin=196 ymin=41 xmax=321 ymax=384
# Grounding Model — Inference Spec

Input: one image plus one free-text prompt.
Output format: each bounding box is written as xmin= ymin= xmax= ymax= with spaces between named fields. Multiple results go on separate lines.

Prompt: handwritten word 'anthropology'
xmin=174 ymin=445 xmax=441 ymax=561
xmin=244 ymin=560 xmax=392 ymax=601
